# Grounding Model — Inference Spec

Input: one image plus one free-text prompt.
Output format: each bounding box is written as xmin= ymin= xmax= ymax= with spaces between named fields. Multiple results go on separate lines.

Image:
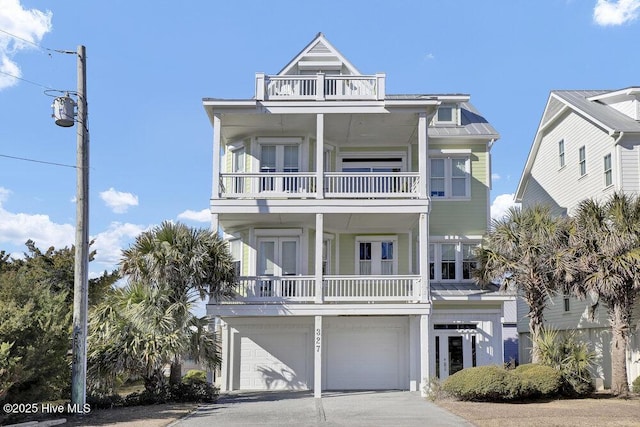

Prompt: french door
xmin=358 ymin=240 xmax=396 ymax=275
xmin=434 ymin=330 xmax=478 ymax=380
xmin=257 ymin=237 xmax=299 ymax=297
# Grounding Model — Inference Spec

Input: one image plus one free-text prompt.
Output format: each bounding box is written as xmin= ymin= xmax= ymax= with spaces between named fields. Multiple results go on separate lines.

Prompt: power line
xmin=0 ymin=153 xmax=79 ymax=169
xmin=0 ymin=28 xmax=73 ymax=55
xmin=0 ymin=69 xmax=55 ymax=90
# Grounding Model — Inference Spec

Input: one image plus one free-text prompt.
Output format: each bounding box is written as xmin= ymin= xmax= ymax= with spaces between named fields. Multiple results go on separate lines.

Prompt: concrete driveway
xmin=173 ymin=390 xmax=472 ymax=426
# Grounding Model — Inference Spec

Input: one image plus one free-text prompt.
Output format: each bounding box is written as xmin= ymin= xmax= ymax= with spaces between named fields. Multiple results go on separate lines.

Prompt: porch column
xmin=211 ymin=213 xmax=219 ymax=236
xmin=212 ymin=113 xmax=222 ymax=199
xmin=314 ymin=315 xmax=323 ymax=398
xmin=409 ymin=316 xmax=420 ymax=391
xmin=316 ymin=113 xmax=324 ymax=199
xmin=315 ymin=213 xmax=324 ymax=303
xmin=219 ymin=320 xmax=230 ymax=391
xmin=419 ymin=213 xmax=429 ymax=302
xmin=418 ymin=112 xmax=428 ymax=199
xmin=419 ymin=314 xmax=431 ymax=396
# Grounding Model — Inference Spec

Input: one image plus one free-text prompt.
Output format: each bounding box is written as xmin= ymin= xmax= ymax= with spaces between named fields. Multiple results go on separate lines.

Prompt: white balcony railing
xmin=218 ymin=173 xmax=420 ymax=199
xmin=255 ymin=73 xmax=385 ymax=101
xmin=220 ymin=173 xmax=316 ymax=198
xmin=223 ymin=275 xmax=421 ymax=303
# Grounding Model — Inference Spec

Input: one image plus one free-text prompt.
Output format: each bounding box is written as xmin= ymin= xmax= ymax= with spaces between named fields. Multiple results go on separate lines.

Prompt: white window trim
xmin=250 ymin=228 xmax=305 ymax=275
xmin=434 ymin=104 xmax=459 ymax=126
xmin=603 ymin=153 xmax=613 ymax=188
xmin=429 ymin=240 xmax=480 ymax=282
xmin=355 ymin=235 xmax=399 ymax=275
xmin=558 ymin=139 xmax=565 ymax=169
xmin=578 ymin=145 xmax=587 ymax=177
xmin=254 ymin=137 xmax=305 ymax=173
xmin=429 ymin=156 xmax=471 ymax=199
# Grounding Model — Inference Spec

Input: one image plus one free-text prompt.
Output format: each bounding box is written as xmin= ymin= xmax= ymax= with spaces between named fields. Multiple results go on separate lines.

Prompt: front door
xmin=257 ymin=237 xmax=298 ymax=297
xmin=434 ymin=330 xmax=477 ymax=380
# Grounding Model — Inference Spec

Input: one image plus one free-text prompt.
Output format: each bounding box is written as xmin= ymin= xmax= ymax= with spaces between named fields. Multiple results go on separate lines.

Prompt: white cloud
xmin=491 ymin=193 xmax=520 ymax=221
xmin=491 ymin=173 xmax=501 ymax=181
xmin=177 ymin=208 xmax=210 ymax=223
xmin=424 ymin=53 xmax=435 ymax=60
xmin=0 ymin=0 xmax=52 ymax=90
xmin=99 ymin=187 xmax=139 ymax=214
xmin=0 ymin=186 xmax=75 ymax=249
xmin=594 ymin=0 xmax=640 ymax=25
xmin=90 ymin=222 xmax=148 ymax=269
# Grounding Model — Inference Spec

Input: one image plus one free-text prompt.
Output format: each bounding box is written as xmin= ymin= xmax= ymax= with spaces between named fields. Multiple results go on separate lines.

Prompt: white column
xmin=409 ymin=315 xmax=420 ymax=391
xmin=419 ymin=213 xmax=429 ymax=303
xmin=316 ymin=114 xmax=324 ymax=199
xmin=314 ymin=315 xmax=323 ymax=398
xmin=212 ymin=113 xmax=222 ymax=199
xmin=315 ymin=213 xmax=324 ymax=303
xmin=211 ymin=213 xmax=219 ymax=236
xmin=419 ymin=314 xmax=431 ymax=396
xmin=219 ymin=321 xmax=230 ymax=391
xmin=418 ymin=112 xmax=428 ymax=199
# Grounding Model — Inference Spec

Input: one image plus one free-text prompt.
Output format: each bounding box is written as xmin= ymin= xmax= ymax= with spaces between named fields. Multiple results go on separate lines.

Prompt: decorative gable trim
xmin=278 ymin=32 xmax=362 ymax=76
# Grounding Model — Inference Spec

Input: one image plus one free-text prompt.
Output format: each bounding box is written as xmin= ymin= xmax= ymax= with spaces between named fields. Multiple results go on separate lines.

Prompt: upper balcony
xmin=256 ymin=72 xmax=386 ymax=102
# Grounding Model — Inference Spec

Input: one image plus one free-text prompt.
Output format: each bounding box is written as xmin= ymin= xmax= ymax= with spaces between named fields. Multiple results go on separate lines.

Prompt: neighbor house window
xmin=604 ymin=153 xmax=612 ymax=187
xmin=558 ymin=140 xmax=565 ymax=168
xmin=579 ymin=146 xmax=586 ymax=176
xmin=430 ymin=158 xmax=470 ymax=198
xmin=429 ymin=244 xmax=435 ymax=280
xmin=564 ymin=295 xmax=571 ymax=312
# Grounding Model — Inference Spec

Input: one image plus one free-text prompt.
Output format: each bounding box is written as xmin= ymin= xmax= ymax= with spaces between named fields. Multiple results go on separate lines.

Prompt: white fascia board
xmin=587 ymin=87 xmax=640 ymax=101
xmin=208 ymin=303 xmax=431 ymax=317
xmin=211 ymin=199 xmax=430 ymax=214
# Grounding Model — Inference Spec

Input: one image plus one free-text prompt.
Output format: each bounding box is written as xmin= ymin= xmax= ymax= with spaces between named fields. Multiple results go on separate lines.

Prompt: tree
xmin=568 ymin=192 xmax=640 ymax=395
xmin=91 ymin=222 xmax=236 ymax=386
xmin=474 ymin=205 xmax=571 ymax=363
xmin=87 ymin=281 xmax=219 ymax=393
xmin=0 ymin=241 xmax=118 ymax=403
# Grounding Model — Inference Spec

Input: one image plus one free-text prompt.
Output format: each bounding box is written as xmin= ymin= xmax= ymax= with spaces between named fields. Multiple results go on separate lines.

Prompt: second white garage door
xmin=325 ymin=317 xmax=407 ymax=390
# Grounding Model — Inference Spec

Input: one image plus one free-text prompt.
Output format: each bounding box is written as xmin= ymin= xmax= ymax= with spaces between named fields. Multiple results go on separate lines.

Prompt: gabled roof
xmin=515 ymin=88 xmax=640 ymax=201
xmin=278 ymin=32 xmax=362 ymax=76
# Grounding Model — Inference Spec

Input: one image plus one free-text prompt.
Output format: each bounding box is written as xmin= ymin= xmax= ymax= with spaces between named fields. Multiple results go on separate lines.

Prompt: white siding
xmin=529 ymin=111 xmax=615 ymax=214
xmin=619 ymin=140 xmax=640 ymax=193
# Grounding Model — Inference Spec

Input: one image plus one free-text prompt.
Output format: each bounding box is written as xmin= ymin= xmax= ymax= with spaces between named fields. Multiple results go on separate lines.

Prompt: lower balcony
xmin=220 ymin=275 xmax=423 ymax=303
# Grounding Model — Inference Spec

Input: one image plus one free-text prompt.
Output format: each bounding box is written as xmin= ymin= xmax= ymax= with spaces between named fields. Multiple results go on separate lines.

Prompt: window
xmin=564 ymin=296 xmax=571 ymax=312
xmin=579 ymin=146 xmax=586 ymax=176
xmin=229 ymin=239 xmax=242 ymax=276
xmin=322 ymin=240 xmax=331 ymax=275
xmin=441 ymin=244 xmax=456 ymax=280
xmin=259 ymin=143 xmax=300 ymax=192
xmin=435 ymin=105 xmax=456 ymax=125
xmin=604 ymin=153 xmax=612 ymax=187
xmin=429 ymin=244 xmax=435 ymax=280
xmin=430 ymin=158 xmax=470 ymax=198
xmin=462 ymin=244 xmax=478 ymax=280
xmin=558 ymin=140 xmax=565 ymax=168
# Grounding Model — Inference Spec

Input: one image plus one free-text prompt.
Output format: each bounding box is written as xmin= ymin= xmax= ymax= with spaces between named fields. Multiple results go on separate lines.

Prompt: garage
xmin=238 ymin=330 xmax=310 ymax=390
xmin=325 ymin=317 xmax=408 ymax=390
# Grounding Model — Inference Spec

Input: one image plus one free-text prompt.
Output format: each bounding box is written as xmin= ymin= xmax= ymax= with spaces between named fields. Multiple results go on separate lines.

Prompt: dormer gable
xmin=588 ymin=87 xmax=640 ymax=120
xmin=278 ymin=32 xmax=362 ymax=76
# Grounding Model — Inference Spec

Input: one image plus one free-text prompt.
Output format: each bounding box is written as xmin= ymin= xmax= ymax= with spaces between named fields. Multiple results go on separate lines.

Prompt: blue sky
xmin=1 ymin=0 xmax=639 ymax=278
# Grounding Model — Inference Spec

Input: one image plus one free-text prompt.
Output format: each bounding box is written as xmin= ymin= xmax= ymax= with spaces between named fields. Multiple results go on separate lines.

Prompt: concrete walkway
xmin=173 ymin=390 xmax=472 ymax=426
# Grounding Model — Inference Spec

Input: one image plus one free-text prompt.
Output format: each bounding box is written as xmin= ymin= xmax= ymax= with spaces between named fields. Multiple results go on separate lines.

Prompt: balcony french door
xmin=358 ymin=240 xmax=396 ymax=275
xmin=257 ymin=237 xmax=299 ymax=297
xmin=260 ymin=145 xmax=299 ymax=193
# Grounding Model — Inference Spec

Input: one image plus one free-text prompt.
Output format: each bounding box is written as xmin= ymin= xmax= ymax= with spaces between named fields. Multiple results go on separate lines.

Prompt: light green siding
xmin=429 ymin=145 xmax=489 ymax=236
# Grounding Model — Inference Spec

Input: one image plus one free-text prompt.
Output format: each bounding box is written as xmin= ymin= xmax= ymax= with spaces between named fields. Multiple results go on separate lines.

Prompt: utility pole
xmin=71 ymin=44 xmax=89 ymax=409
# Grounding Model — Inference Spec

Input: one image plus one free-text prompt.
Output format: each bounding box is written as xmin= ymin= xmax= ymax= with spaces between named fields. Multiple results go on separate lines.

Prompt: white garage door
xmin=239 ymin=331 xmax=309 ymax=390
xmin=326 ymin=318 xmax=406 ymax=390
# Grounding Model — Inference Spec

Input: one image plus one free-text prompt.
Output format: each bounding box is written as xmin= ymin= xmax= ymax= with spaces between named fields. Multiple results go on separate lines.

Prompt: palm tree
xmin=116 ymin=221 xmax=236 ymax=385
xmin=88 ymin=282 xmax=219 ymax=393
xmin=475 ymin=205 xmax=571 ymax=363
xmin=568 ymin=193 xmax=640 ymax=395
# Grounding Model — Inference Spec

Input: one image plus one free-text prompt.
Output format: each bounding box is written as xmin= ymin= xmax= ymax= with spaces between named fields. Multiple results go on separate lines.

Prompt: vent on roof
xmin=309 ymin=41 xmax=331 ymax=54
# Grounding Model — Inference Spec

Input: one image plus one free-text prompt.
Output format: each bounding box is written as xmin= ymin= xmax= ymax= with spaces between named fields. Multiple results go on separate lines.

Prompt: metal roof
xmin=430 ymin=282 xmax=511 ymax=300
xmin=429 ymin=101 xmax=500 ymax=139
xmin=552 ymin=90 xmax=640 ymax=133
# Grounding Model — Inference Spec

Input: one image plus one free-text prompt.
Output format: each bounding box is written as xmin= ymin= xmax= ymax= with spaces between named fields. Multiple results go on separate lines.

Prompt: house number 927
xmin=315 ymin=328 xmax=321 ymax=353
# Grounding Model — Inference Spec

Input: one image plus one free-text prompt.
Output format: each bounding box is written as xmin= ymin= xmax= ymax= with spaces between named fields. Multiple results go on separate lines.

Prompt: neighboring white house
xmin=515 ymin=87 xmax=640 ymax=389
xmin=204 ymin=33 xmax=513 ymax=396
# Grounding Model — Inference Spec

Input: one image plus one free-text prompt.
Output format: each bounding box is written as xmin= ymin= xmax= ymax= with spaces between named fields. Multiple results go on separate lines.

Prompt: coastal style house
xmin=204 ymin=33 xmax=512 ymax=396
xmin=515 ymin=87 xmax=640 ymax=389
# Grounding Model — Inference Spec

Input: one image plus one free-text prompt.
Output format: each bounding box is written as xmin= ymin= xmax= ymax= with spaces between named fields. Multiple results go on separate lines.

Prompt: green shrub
xmin=87 ymin=393 xmax=125 ymax=409
xmin=514 ymin=364 xmax=562 ymax=397
xmin=534 ymin=327 xmax=595 ymax=396
xmin=170 ymin=382 xmax=218 ymax=403
xmin=182 ymin=369 xmax=207 ymax=385
xmin=632 ymin=376 xmax=640 ymax=394
xmin=442 ymin=366 xmax=521 ymax=401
